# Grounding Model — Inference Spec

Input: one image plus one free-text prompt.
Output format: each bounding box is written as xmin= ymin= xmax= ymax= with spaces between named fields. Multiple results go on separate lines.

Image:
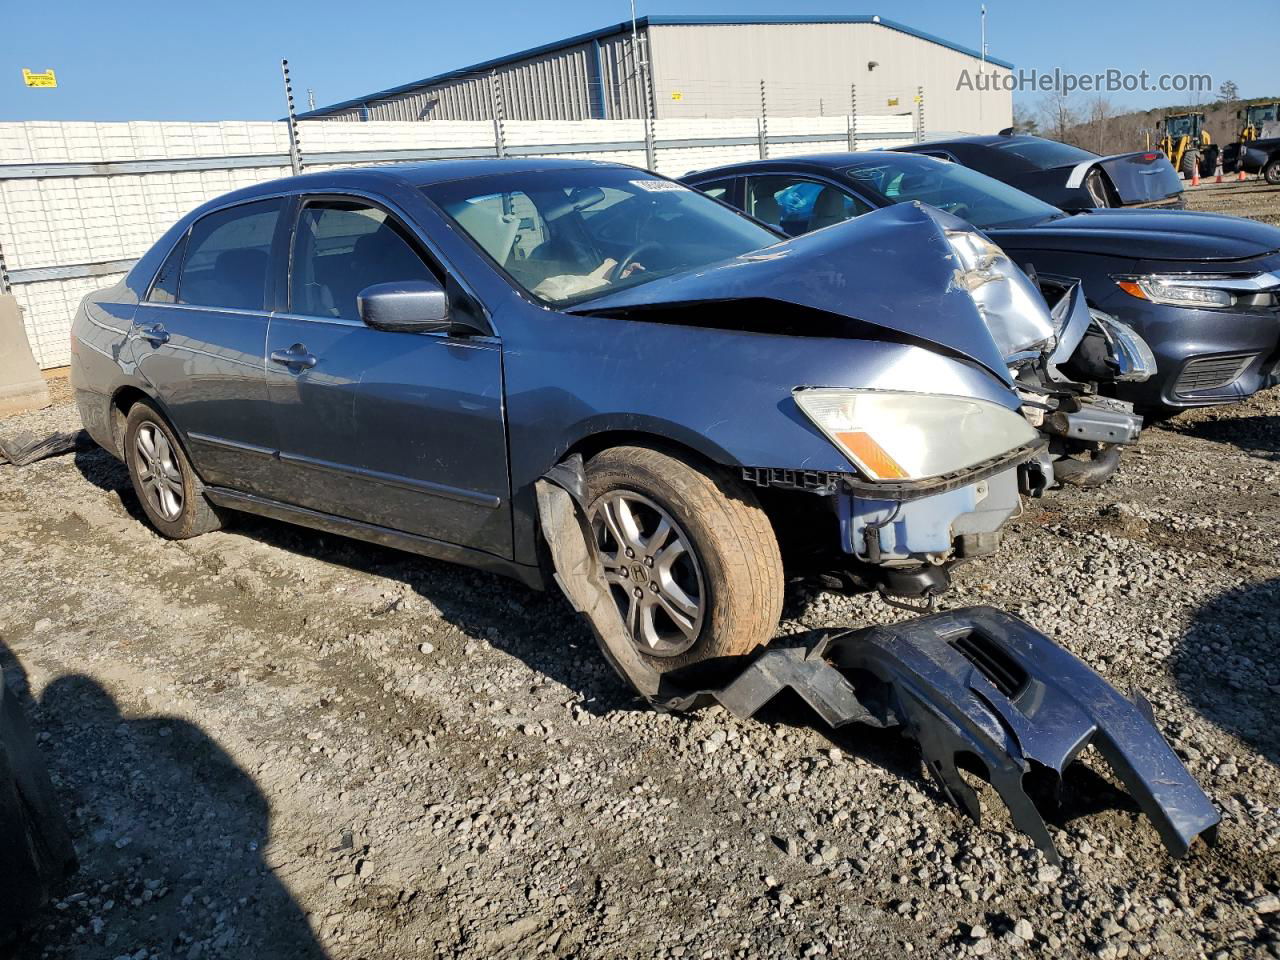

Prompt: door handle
xmin=136 ymin=323 xmax=169 ymax=346
xmin=270 ymin=344 xmax=318 ymax=370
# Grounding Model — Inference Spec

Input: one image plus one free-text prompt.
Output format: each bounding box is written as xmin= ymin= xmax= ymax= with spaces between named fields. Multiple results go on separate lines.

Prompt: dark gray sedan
xmin=71 ymin=158 xmax=1053 ymax=674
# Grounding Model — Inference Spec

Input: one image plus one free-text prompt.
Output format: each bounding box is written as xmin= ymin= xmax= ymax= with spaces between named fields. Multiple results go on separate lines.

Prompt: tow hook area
xmin=537 ymin=462 xmax=1221 ymax=865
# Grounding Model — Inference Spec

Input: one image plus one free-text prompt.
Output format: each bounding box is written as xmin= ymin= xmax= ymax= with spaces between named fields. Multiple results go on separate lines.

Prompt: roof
xmin=680 ymin=151 xmax=944 ymax=180
xmin=297 ymin=14 xmax=1014 ymax=119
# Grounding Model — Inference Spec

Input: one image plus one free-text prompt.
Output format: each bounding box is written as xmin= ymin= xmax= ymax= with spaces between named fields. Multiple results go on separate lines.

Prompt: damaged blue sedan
xmin=70 ymin=158 xmax=1218 ymax=863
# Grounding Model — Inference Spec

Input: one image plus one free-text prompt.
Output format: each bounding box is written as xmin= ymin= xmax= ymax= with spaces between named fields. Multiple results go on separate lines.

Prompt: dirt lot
xmin=2 ymin=183 xmax=1279 ymax=960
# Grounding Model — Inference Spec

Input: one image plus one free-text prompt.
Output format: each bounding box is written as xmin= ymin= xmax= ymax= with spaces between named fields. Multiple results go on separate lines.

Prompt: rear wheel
xmin=123 ymin=401 xmax=222 ymax=539
xmin=1264 ymin=159 xmax=1280 ymax=186
xmin=585 ymin=446 xmax=784 ymax=672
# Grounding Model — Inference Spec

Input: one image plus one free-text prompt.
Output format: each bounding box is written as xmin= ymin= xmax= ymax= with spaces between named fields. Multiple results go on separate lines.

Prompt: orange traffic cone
xmin=1238 ymin=162 xmax=1248 ymax=182
xmin=1190 ymin=164 xmax=1200 ymax=187
xmin=1214 ymin=155 xmax=1223 ymax=183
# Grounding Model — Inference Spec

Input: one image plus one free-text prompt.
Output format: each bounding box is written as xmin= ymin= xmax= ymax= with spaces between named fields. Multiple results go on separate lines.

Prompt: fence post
xmin=915 ymin=86 xmax=925 ymax=143
xmin=488 ymin=72 xmax=507 ymax=159
xmin=847 ymin=83 xmax=858 ymax=152
xmin=0 ymin=241 xmax=11 ymax=296
xmin=280 ymin=59 xmax=303 ymax=175
xmin=758 ymin=80 xmax=769 ymax=159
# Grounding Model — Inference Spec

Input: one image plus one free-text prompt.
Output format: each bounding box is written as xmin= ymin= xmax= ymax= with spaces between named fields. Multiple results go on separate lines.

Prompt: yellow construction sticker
xmin=671 ymin=91 xmax=683 ymax=101
xmin=22 ymin=69 xmax=57 ymax=88
xmin=887 ymin=97 xmax=899 ymax=106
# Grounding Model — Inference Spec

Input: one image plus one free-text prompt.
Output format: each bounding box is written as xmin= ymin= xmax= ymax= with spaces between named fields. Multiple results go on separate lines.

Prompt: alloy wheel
xmin=133 ymin=422 xmax=184 ymax=522
xmin=590 ymin=491 xmax=706 ymax=656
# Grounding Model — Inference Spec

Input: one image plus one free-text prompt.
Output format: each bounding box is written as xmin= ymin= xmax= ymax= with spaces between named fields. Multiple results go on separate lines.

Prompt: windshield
xmin=842 ymin=154 xmax=1063 ymax=229
xmin=987 ymin=136 xmax=1096 ymax=168
xmin=423 ymin=168 xmax=780 ymax=306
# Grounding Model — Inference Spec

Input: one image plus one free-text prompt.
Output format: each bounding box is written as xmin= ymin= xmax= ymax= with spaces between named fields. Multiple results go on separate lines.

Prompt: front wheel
xmin=585 ymin=446 xmax=784 ymax=672
xmin=1264 ymin=159 xmax=1280 ymax=186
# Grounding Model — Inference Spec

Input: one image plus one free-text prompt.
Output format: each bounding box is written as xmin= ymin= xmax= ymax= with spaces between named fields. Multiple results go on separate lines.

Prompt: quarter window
xmin=744 ymin=175 xmax=870 ymax=236
xmin=290 ymin=201 xmax=436 ymax=322
xmin=177 ymin=198 xmax=282 ymax=311
xmin=148 ymin=232 xmax=188 ymax=304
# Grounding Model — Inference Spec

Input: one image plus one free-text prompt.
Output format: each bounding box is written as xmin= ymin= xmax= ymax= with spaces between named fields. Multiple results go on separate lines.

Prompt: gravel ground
xmin=1184 ymin=178 xmax=1280 ymax=226
xmin=2 ymin=187 xmax=1278 ymax=960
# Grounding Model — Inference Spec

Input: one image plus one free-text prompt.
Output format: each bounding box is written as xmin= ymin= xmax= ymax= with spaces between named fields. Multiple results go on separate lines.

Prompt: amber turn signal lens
xmin=1117 ymin=281 xmax=1149 ymax=300
xmin=833 ymin=430 xmax=910 ymax=481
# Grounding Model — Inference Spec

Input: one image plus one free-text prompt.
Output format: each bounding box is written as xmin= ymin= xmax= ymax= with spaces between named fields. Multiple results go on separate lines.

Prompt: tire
xmin=1179 ymin=150 xmax=1199 ymax=180
xmin=1264 ymin=159 xmax=1280 ymax=186
xmin=584 ymin=446 xmax=784 ymax=672
xmin=1084 ymin=169 xmax=1112 ymax=208
xmin=123 ymin=401 xmax=222 ymax=539
xmin=1200 ymin=145 xmax=1220 ymax=178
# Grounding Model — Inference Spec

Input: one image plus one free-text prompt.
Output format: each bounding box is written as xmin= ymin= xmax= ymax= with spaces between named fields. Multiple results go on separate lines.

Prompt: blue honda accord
xmin=72 ymin=158 xmax=1058 ymax=673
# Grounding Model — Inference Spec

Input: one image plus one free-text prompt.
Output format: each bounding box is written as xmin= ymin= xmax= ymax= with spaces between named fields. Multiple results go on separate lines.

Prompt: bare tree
xmin=1037 ymin=90 xmax=1079 ymax=142
xmin=1083 ymin=96 xmax=1117 ymax=153
xmin=1218 ymin=79 xmax=1239 ymax=105
xmin=1011 ymin=101 xmax=1040 ymax=135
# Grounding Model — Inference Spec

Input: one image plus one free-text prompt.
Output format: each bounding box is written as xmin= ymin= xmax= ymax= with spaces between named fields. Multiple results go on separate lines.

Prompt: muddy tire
xmin=123 ymin=401 xmax=222 ymax=539
xmin=584 ymin=446 xmax=783 ymax=672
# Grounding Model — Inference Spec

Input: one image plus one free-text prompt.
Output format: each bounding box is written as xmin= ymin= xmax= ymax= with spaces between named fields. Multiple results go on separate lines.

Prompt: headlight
xmin=945 ymin=229 xmax=1056 ymax=360
xmin=793 ymin=388 xmax=1039 ymax=482
xmin=1116 ymin=276 xmax=1233 ymax=309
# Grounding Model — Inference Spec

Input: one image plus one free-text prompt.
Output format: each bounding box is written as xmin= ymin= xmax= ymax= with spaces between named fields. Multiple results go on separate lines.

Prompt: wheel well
xmin=109 ymin=386 xmax=152 ymax=456
xmin=564 ymin=430 xmax=727 ymax=477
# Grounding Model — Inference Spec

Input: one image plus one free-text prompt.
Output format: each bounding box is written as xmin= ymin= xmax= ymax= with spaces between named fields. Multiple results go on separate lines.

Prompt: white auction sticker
xmin=630 ymin=179 xmax=687 ymax=192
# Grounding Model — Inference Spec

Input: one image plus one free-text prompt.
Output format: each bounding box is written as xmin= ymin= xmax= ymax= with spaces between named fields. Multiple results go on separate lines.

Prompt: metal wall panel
xmin=647 ymin=22 xmax=1011 ymax=132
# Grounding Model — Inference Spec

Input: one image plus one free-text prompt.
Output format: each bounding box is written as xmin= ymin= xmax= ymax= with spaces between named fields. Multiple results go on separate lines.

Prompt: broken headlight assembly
xmin=793 ymin=388 xmax=1039 ymax=482
xmin=946 ymin=229 xmax=1057 ymax=360
xmin=1114 ymin=272 xmax=1280 ymax=310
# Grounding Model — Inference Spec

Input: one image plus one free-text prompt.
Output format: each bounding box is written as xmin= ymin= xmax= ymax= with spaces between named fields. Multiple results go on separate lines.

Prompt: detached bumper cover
xmin=538 ymin=466 xmax=1220 ymax=865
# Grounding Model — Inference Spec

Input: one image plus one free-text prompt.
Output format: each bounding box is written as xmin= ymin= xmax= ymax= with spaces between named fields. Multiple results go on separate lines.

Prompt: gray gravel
xmin=1 ymin=381 xmax=1278 ymax=959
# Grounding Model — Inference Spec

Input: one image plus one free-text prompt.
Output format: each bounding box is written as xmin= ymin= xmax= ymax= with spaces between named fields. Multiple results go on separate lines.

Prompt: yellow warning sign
xmin=887 ymin=97 xmax=899 ymax=107
xmin=671 ymin=91 xmax=683 ymax=101
xmin=22 ymin=69 xmax=57 ymax=88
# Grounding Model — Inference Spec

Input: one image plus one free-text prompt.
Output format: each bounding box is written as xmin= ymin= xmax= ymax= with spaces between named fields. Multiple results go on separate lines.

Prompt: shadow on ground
xmin=1162 ymin=414 xmax=1280 ymax=460
xmin=0 ymin=642 xmax=327 ymax=959
xmin=1174 ymin=577 xmax=1280 ymax=769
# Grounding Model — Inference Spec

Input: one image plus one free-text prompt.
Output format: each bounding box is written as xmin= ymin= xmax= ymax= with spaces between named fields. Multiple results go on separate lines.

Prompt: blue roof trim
xmin=297 ymin=14 xmax=1012 ymax=118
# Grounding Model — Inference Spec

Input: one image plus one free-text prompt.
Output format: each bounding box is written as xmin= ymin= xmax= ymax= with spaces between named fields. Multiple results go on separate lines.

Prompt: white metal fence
xmin=0 ymin=114 xmax=918 ymax=369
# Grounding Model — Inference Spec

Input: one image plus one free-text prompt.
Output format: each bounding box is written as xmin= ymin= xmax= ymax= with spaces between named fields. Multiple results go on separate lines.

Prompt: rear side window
xmin=694 ymin=178 xmax=735 ymax=202
xmin=148 ymin=232 xmax=188 ymax=303
xmin=745 ymin=175 xmax=870 ymax=236
xmin=290 ymin=201 xmax=437 ymax=322
xmin=177 ymin=198 xmax=282 ymax=311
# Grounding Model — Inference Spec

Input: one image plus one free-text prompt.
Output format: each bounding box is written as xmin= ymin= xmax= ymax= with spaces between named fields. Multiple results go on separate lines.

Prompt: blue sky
xmin=1 ymin=0 xmax=1274 ymax=122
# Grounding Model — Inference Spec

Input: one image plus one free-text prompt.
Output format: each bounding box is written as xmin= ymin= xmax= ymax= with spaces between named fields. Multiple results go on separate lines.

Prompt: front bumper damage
xmin=537 ymin=467 xmax=1220 ymax=865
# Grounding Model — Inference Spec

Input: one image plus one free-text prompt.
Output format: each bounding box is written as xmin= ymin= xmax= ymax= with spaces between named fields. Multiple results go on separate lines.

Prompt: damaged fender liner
xmin=536 ymin=462 xmax=1220 ymax=864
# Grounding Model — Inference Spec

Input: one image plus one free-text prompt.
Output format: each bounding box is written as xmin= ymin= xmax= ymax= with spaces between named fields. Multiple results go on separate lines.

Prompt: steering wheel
xmin=610 ymin=241 xmax=663 ymax=282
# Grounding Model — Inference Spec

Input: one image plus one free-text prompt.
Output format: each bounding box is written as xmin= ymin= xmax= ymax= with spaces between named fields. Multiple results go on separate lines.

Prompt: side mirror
xmin=357 ymin=279 xmax=482 ymax=335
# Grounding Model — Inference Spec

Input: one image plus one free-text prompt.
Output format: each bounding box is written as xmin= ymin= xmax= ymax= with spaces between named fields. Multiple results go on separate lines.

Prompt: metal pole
xmin=916 ymin=86 xmax=925 ymax=143
xmin=848 ymin=83 xmax=858 ymax=152
xmin=0 ymin=240 xmax=11 ymax=296
xmin=634 ymin=15 xmax=657 ymax=170
xmin=488 ymin=71 xmax=507 ymax=158
xmin=759 ymin=79 xmax=769 ymax=159
xmin=281 ymin=59 xmax=303 ymax=175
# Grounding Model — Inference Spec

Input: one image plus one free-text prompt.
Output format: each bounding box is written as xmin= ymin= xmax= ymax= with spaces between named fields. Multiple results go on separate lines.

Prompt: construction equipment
xmin=1154 ymin=113 xmax=1217 ymax=180
xmin=1238 ymin=102 xmax=1280 ymax=142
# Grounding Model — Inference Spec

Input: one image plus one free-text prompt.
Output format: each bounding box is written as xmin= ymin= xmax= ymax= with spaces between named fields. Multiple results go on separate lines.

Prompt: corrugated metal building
xmin=298 ymin=15 xmax=1013 ymax=134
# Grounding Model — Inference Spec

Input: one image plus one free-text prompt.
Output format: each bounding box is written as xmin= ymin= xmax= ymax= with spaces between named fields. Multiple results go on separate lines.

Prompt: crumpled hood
xmin=992 ymin=208 xmax=1280 ymax=262
xmin=572 ymin=202 xmax=1012 ymax=382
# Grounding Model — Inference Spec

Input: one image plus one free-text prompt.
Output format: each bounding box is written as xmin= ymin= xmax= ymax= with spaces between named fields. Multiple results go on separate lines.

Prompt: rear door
xmin=131 ymin=197 xmax=284 ymax=493
xmin=261 ymin=195 xmax=511 ymax=557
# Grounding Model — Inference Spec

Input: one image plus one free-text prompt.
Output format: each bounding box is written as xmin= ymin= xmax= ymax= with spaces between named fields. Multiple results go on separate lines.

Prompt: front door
xmin=262 ymin=196 xmax=511 ymax=558
xmin=132 ymin=197 xmax=284 ymax=494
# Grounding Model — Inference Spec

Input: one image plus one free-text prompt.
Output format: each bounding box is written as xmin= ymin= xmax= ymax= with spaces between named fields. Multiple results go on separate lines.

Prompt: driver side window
xmin=290 ymin=201 xmax=437 ymax=322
